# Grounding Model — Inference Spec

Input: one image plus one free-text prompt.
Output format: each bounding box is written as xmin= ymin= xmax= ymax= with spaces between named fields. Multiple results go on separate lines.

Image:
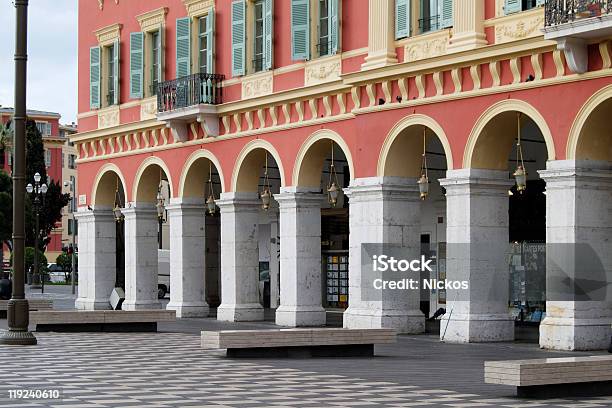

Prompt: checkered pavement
xmin=0 ymin=332 xmax=610 ymax=408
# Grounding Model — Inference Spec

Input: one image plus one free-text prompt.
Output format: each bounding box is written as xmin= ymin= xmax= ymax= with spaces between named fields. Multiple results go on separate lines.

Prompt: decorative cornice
xmin=94 ymin=23 xmax=122 ymax=46
xmin=136 ymin=7 xmax=168 ymax=32
xmin=183 ymin=0 xmax=215 ymax=18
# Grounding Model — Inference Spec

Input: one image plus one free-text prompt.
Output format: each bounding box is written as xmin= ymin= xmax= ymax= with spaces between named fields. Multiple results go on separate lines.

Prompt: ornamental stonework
xmin=97 ymin=106 xmax=120 ymax=129
xmin=404 ymin=31 xmax=450 ymax=63
xmin=495 ymin=13 xmax=544 ymax=44
xmin=305 ymin=56 xmax=341 ymax=86
xmin=140 ymin=97 xmax=158 ymax=121
xmin=241 ymin=72 xmax=273 ymax=100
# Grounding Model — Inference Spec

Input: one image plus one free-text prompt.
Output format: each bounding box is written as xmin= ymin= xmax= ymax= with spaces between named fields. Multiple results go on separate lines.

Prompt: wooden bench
xmin=202 ymin=328 xmax=396 ymax=357
xmin=30 ymin=310 xmax=175 ymax=332
xmin=0 ymin=299 xmax=53 ymax=318
xmin=485 ymin=355 xmax=612 ymax=398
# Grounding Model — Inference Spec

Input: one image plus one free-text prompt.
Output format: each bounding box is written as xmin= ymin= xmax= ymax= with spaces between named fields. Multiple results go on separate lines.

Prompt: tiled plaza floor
xmin=0 ymin=286 xmax=609 ymax=407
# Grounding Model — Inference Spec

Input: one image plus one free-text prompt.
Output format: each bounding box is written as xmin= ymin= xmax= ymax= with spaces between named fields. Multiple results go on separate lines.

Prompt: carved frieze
xmin=305 ymin=55 xmax=341 ymax=86
xmin=242 ymin=72 xmax=273 ymax=100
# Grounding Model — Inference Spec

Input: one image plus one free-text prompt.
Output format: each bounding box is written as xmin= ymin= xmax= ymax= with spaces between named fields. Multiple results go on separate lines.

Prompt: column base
xmin=166 ymin=302 xmax=210 ymax=318
xmin=440 ymin=313 xmax=514 ymax=343
xmin=217 ymin=303 xmax=264 ymax=322
xmin=343 ymin=307 xmax=425 ymax=334
xmin=539 ymin=317 xmax=612 ymax=351
xmin=75 ymin=298 xmax=112 ymax=310
xmin=122 ymin=300 xmax=161 ymax=311
xmin=275 ymin=305 xmax=326 ymax=327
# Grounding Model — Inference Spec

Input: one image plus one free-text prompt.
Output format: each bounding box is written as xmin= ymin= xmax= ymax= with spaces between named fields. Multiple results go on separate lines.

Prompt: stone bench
xmin=0 ymin=299 xmax=53 ymax=318
xmin=485 ymin=355 xmax=612 ymax=398
xmin=30 ymin=310 xmax=175 ymax=332
xmin=202 ymin=328 xmax=396 ymax=357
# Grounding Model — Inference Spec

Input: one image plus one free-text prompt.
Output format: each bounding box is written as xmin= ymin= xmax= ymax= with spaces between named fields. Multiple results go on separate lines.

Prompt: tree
xmin=21 ymin=120 xmax=70 ymax=250
xmin=11 ymin=247 xmax=47 ymax=278
xmin=0 ymin=171 xmax=12 ymax=274
xmin=56 ymin=251 xmax=77 ymax=282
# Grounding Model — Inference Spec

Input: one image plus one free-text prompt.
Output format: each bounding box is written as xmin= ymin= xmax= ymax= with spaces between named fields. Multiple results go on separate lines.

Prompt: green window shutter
xmin=130 ymin=32 xmax=144 ymax=99
xmin=264 ymin=0 xmax=273 ymax=70
xmin=440 ymin=0 xmax=453 ymax=28
xmin=89 ymin=46 xmax=100 ymax=109
xmin=158 ymin=28 xmax=164 ymax=83
xmin=113 ymin=39 xmax=120 ymax=105
xmin=504 ymin=0 xmax=521 ymax=14
xmin=395 ymin=0 xmax=409 ymax=39
xmin=206 ymin=11 xmax=215 ymax=73
xmin=291 ymin=0 xmax=310 ymax=60
xmin=231 ymin=0 xmax=246 ymax=76
xmin=329 ymin=0 xmax=339 ymax=55
xmin=176 ymin=17 xmax=191 ymax=78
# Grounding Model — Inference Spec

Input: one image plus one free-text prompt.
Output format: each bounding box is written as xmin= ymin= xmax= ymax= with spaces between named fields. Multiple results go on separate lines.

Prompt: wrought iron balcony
xmin=157 ymin=73 xmax=224 ymax=113
xmin=543 ymin=0 xmax=612 ymax=73
xmin=545 ymin=0 xmax=611 ymax=26
xmin=156 ymin=73 xmax=225 ymax=141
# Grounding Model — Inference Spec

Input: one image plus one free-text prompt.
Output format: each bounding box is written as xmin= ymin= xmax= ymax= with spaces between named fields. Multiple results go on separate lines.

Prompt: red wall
xmin=78 ymin=0 xmax=369 ymax=131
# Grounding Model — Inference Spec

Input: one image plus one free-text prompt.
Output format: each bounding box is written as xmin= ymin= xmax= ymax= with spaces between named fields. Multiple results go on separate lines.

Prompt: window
xmin=253 ymin=0 xmax=265 ymax=72
xmin=35 ymin=122 xmax=51 ymax=136
xmin=318 ymin=0 xmax=330 ymax=56
xmin=232 ymin=0 xmax=272 ymax=76
xmin=62 ymin=152 xmax=65 ymax=168
xmin=89 ymin=39 xmax=119 ymax=109
xmin=44 ymin=150 xmax=52 ymax=168
xmin=290 ymin=0 xmax=339 ymax=61
xmin=419 ymin=0 xmax=453 ymax=34
xmin=68 ymin=154 xmax=77 ymax=170
xmin=151 ymin=30 xmax=161 ymax=95
xmin=504 ymin=0 xmax=544 ymax=15
xmin=107 ymin=42 xmax=116 ymax=106
xmin=198 ymin=16 xmax=210 ymax=73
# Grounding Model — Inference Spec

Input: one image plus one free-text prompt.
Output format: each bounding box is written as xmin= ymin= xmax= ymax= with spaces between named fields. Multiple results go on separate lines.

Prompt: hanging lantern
xmin=418 ymin=126 xmax=429 ymax=200
xmin=327 ymin=141 xmax=342 ymax=207
xmin=113 ymin=178 xmax=124 ymax=222
xmin=206 ymin=162 xmax=217 ymax=215
xmin=513 ymin=113 xmax=528 ymax=193
xmin=156 ymin=189 xmax=165 ymax=219
xmin=260 ymin=152 xmax=272 ymax=211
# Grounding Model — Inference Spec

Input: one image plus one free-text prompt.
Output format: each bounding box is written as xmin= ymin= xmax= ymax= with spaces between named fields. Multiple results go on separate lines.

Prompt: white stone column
xmin=539 ymin=160 xmax=612 ymax=350
xmin=122 ymin=205 xmax=161 ymax=310
xmin=275 ymin=188 xmax=326 ymax=327
xmin=165 ymin=198 xmax=209 ymax=318
xmin=269 ymin=210 xmax=280 ymax=309
xmin=74 ymin=208 xmax=116 ymax=310
xmin=216 ymin=192 xmax=264 ymax=322
xmin=343 ymin=177 xmax=425 ymax=333
xmin=439 ymin=169 xmax=514 ymax=342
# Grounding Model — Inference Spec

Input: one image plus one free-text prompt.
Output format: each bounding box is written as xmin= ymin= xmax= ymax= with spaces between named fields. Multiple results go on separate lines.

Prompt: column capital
xmin=345 ymin=177 xmax=421 ymax=202
xmin=216 ymin=191 xmax=261 ymax=211
xmin=166 ymin=197 xmax=206 ymax=212
xmin=275 ymin=187 xmax=324 ymax=208
xmin=440 ymin=169 xmax=511 ymax=194
xmin=539 ymin=160 xmax=612 ymax=187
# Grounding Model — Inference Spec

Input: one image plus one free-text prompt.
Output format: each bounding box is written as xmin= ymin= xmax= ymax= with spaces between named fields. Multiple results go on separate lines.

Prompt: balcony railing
xmin=545 ymin=0 xmax=612 ymax=26
xmin=157 ymin=73 xmax=224 ymax=113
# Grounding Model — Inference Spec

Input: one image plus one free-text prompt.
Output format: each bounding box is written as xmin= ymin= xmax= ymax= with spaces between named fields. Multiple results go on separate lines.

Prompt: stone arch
xmin=178 ymin=149 xmax=226 ymax=198
xmin=132 ymin=156 xmax=173 ymax=203
xmin=232 ymin=139 xmax=285 ymax=192
xmin=567 ymin=84 xmax=612 ymax=161
xmin=377 ymin=114 xmax=454 ymax=177
xmin=464 ymin=100 xmax=555 ymax=169
xmin=91 ymin=163 xmax=127 ymax=208
xmin=293 ymin=129 xmax=355 ymax=187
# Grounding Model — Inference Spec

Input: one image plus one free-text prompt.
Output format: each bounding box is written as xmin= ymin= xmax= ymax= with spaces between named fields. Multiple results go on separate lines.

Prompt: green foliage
xmin=56 ymin=251 xmax=77 ymax=282
xmin=11 ymin=247 xmax=48 ymax=275
xmin=22 ymin=120 xmax=70 ymax=249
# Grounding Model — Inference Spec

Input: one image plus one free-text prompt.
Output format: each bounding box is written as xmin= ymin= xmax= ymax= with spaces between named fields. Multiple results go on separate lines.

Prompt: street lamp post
xmin=0 ymin=0 xmax=36 ymax=345
xmin=64 ymin=179 xmax=77 ymax=295
xmin=27 ymin=173 xmax=47 ymax=292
